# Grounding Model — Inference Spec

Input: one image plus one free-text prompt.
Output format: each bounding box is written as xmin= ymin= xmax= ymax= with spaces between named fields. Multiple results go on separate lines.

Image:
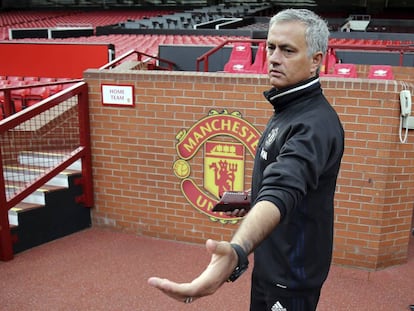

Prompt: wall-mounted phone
xmin=400 ymin=90 xmax=412 ymax=116
xmin=399 ymin=89 xmax=413 ymax=143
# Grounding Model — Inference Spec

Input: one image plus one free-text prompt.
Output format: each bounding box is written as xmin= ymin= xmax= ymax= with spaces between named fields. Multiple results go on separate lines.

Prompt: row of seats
xmin=0 ymin=76 xmax=68 ymax=119
xmin=320 ymin=63 xmax=395 ymax=80
xmin=223 ymin=42 xmax=395 ymax=80
xmin=9 ymin=33 xmax=248 ymax=58
xmin=320 ymin=48 xmax=395 ymax=79
xmin=0 ymin=10 xmax=174 ymax=27
xmin=329 ymin=37 xmax=413 ymax=46
xmin=0 ymin=10 xmax=176 ymax=40
xmin=223 ymin=42 xmax=266 ymax=74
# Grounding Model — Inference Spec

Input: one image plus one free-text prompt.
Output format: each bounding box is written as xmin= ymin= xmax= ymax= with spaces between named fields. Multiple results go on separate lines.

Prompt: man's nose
xmin=268 ymin=50 xmax=281 ymax=64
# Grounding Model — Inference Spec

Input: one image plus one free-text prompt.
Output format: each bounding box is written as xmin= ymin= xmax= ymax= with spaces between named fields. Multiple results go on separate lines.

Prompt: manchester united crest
xmin=173 ymin=109 xmax=261 ymax=223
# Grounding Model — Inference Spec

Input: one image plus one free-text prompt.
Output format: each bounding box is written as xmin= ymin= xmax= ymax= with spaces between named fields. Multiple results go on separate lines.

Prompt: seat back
xmin=320 ymin=48 xmax=338 ymax=74
xmin=25 ymin=86 xmax=51 ymax=107
xmin=334 ymin=63 xmax=358 ymax=78
xmin=246 ymin=42 xmax=266 ymax=74
xmin=223 ymin=42 xmax=252 ymax=73
xmin=368 ymin=65 xmax=394 ymax=80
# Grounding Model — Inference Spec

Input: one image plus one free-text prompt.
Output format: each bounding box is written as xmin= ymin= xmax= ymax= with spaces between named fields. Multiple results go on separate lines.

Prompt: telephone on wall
xmin=399 ymin=89 xmax=413 ymax=143
xmin=400 ymin=90 xmax=412 ymax=117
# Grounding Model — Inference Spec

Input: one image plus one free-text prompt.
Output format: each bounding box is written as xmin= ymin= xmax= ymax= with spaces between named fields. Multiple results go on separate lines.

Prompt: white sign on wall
xmin=101 ymin=84 xmax=134 ymax=106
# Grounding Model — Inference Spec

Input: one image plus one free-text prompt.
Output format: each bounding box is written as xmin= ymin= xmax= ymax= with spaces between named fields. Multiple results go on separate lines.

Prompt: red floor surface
xmin=0 ymin=227 xmax=413 ymax=311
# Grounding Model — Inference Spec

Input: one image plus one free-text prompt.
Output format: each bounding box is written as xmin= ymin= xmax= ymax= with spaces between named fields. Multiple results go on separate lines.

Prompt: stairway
xmin=5 ymin=152 xmax=91 ymax=254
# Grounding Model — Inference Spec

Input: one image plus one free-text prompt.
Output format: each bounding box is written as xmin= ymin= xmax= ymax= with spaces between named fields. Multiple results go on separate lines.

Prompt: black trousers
xmin=250 ymin=274 xmax=321 ymax=311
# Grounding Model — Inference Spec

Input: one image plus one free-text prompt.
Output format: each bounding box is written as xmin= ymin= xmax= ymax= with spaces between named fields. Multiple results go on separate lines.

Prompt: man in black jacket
xmin=148 ymin=8 xmax=344 ymax=311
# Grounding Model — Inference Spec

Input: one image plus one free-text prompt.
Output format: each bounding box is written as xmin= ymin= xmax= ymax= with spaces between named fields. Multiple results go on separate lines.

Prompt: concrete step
xmin=4 ymin=165 xmax=80 ymax=188
xmin=18 ymin=151 xmax=82 ymax=171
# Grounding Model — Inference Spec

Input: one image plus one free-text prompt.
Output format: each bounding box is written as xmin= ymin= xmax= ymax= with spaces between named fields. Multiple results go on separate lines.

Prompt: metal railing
xmin=99 ymin=49 xmax=177 ymax=71
xmin=196 ymin=39 xmax=265 ymax=73
xmin=0 ymin=81 xmax=93 ymax=261
xmin=1 ymin=79 xmax=83 ymax=119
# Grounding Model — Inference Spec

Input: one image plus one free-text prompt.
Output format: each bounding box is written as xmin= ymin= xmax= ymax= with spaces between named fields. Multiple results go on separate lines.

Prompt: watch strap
xmin=227 ymin=243 xmax=249 ymax=282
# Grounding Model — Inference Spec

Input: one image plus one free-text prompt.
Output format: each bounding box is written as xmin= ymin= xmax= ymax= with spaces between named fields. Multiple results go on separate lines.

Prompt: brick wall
xmin=84 ymin=68 xmax=414 ymax=270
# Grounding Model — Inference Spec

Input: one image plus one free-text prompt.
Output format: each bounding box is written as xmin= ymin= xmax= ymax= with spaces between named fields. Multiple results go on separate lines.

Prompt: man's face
xmin=265 ymin=20 xmax=321 ymax=89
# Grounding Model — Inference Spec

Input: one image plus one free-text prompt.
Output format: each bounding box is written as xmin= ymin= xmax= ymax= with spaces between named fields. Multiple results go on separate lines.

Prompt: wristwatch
xmin=227 ymin=243 xmax=249 ymax=282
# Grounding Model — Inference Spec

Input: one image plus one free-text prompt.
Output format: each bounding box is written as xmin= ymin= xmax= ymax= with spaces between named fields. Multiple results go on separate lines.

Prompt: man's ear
xmin=311 ymin=52 xmax=324 ymax=74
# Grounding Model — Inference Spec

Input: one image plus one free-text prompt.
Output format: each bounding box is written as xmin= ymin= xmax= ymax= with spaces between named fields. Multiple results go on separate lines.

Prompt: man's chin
xmin=269 ymin=77 xmax=287 ymax=89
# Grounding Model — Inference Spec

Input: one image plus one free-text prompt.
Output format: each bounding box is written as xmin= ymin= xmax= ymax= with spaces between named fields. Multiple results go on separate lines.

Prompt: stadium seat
xmin=9 ymin=81 xmax=29 ymax=112
xmin=333 ymin=63 xmax=358 ymax=78
xmin=39 ymin=77 xmax=55 ymax=82
xmin=25 ymin=86 xmax=51 ymax=107
xmin=24 ymin=76 xmax=40 ymax=82
xmin=7 ymin=76 xmax=23 ymax=83
xmin=223 ymin=42 xmax=252 ymax=73
xmin=368 ymin=65 xmax=394 ymax=80
xmin=39 ymin=78 xmax=63 ymax=95
xmin=320 ymin=48 xmax=338 ymax=74
xmin=245 ymin=42 xmax=267 ymax=74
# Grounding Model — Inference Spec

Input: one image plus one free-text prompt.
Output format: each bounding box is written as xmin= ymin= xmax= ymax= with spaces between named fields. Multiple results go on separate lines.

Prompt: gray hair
xmin=269 ymin=9 xmax=330 ymax=58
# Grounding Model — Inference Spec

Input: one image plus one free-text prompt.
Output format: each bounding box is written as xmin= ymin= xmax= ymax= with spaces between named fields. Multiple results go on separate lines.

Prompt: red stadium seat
xmin=25 ymin=86 xmax=51 ymax=107
xmin=9 ymin=81 xmax=29 ymax=112
xmin=223 ymin=42 xmax=252 ymax=73
xmin=245 ymin=42 xmax=267 ymax=74
xmin=39 ymin=78 xmax=63 ymax=94
xmin=7 ymin=76 xmax=23 ymax=83
xmin=334 ymin=63 xmax=358 ymax=78
xmin=39 ymin=77 xmax=55 ymax=83
xmin=24 ymin=76 xmax=40 ymax=83
xmin=320 ymin=48 xmax=338 ymax=74
xmin=368 ymin=65 xmax=394 ymax=80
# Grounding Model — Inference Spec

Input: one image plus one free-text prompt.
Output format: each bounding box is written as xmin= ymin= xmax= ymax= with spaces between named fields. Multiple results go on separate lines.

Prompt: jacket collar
xmin=263 ymin=76 xmax=321 ymax=112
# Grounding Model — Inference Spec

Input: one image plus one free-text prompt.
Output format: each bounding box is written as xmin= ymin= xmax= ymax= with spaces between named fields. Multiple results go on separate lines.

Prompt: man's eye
xmin=282 ymin=49 xmax=296 ymax=56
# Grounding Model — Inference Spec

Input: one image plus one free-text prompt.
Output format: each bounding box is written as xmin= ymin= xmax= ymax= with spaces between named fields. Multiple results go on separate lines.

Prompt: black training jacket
xmin=251 ymin=76 xmax=344 ymax=291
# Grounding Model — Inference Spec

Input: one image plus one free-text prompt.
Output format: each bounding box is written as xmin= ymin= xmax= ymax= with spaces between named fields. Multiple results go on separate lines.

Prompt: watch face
xmin=228 ymin=265 xmax=248 ymax=282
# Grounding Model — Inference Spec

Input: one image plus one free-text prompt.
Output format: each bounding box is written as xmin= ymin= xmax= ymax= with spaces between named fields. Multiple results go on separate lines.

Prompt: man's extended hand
xmin=147 ymin=239 xmax=238 ymax=304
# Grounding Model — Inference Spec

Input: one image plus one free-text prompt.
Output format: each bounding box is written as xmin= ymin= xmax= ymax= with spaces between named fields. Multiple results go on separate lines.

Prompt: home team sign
xmin=173 ymin=109 xmax=261 ymax=224
xmin=101 ymin=84 xmax=134 ymax=106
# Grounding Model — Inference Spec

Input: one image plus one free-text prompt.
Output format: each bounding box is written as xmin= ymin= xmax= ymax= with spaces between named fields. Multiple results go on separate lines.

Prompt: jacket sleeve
xmin=255 ymin=114 xmax=339 ymax=221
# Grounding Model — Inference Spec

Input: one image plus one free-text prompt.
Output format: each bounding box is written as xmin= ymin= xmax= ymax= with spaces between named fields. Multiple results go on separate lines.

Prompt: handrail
xmin=1 ymin=79 xmax=83 ymax=119
xmin=99 ymin=49 xmax=177 ymax=71
xmin=0 ymin=81 xmax=93 ymax=261
xmin=196 ymin=39 xmax=265 ymax=72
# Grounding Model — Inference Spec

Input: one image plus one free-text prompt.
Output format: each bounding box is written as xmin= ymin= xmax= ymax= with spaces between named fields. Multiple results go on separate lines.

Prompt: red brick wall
xmin=84 ymin=68 xmax=414 ymax=270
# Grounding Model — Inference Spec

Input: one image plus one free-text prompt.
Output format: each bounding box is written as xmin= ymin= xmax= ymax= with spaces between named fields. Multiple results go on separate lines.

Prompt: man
xmin=148 ymin=8 xmax=344 ymax=311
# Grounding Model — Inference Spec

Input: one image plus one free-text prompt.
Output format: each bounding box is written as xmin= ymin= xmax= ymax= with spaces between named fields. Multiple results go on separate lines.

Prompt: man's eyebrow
xmin=267 ymin=42 xmax=295 ymax=50
xmin=278 ymin=44 xmax=289 ymax=48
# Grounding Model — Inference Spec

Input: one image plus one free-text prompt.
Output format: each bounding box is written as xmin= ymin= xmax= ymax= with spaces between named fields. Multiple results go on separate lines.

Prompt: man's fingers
xmin=148 ymin=277 xmax=195 ymax=301
xmin=147 ymin=277 xmax=172 ymax=290
xmin=148 ymin=277 xmax=189 ymax=292
xmin=147 ymin=277 xmax=161 ymax=288
xmin=148 ymin=239 xmax=235 ymax=303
